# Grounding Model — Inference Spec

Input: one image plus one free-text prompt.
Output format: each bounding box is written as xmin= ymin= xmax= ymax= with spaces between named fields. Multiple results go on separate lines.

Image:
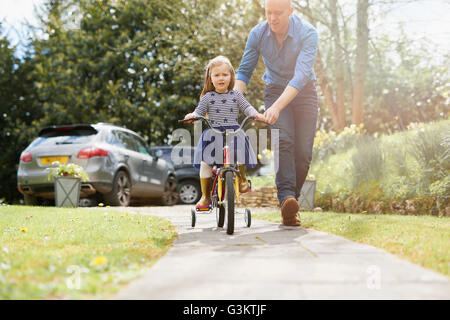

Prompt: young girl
xmin=184 ymin=55 xmax=265 ymax=210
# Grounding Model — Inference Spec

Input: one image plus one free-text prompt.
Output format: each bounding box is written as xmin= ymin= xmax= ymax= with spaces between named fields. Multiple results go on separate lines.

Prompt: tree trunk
xmin=352 ymin=0 xmax=369 ymax=125
xmin=330 ymin=0 xmax=346 ymax=131
xmin=315 ymin=50 xmax=340 ymax=131
xmin=298 ymin=0 xmax=342 ymax=132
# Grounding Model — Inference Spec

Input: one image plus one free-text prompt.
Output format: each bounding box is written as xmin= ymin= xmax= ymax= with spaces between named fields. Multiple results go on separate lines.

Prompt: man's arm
xmin=263 ymin=86 xmax=299 ymax=124
xmin=235 ymin=27 xmax=260 ymax=94
xmin=264 ymin=27 xmax=318 ymax=124
xmin=234 ymin=79 xmax=247 ymax=94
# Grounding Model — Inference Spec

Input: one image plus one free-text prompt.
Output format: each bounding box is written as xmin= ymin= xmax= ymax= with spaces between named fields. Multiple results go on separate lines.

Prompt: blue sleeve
xmin=288 ymin=27 xmax=318 ymax=92
xmin=193 ymin=94 xmax=209 ymax=117
xmin=236 ymin=27 xmax=260 ymax=85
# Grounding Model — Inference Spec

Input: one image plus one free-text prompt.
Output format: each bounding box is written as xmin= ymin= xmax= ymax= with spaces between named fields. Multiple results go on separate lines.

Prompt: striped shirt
xmin=193 ymin=90 xmax=258 ymax=128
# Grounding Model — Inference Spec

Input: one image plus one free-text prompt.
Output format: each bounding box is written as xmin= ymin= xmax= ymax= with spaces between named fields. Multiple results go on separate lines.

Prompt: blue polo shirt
xmin=236 ymin=14 xmax=318 ymax=92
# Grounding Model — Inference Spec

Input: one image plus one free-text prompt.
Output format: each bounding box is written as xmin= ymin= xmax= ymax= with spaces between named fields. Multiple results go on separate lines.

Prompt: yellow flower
xmin=91 ymin=255 xmax=108 ymax=266
xmin=20 ymin=227 xmax=27 ymax=233
xmin=98 ymin=203 xmax=104 ymax=207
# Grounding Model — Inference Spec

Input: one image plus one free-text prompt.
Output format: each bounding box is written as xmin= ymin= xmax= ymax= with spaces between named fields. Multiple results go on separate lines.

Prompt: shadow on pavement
xmin=175 ymin=222 xmax=309 ymax=252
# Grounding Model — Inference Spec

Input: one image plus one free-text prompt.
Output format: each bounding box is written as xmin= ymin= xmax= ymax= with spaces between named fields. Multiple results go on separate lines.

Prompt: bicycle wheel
xmin=225 ymin=170 xmax=235 ymax=235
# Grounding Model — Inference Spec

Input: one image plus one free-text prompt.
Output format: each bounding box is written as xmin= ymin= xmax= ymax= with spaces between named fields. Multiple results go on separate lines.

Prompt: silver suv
xmin=17 ymin=123 xmax=179 ymax=206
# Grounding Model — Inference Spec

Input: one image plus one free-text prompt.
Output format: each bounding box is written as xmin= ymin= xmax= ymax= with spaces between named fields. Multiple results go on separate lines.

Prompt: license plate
xmin=41 ymin=156 xmax=69 ymax=165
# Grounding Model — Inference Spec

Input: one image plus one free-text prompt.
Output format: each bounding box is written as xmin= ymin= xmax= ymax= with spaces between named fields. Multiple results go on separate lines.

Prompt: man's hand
xmin=263 ymin=85 xmax=300 ymax=124
xmin=263 ymin=105 xmax=280 ymax=125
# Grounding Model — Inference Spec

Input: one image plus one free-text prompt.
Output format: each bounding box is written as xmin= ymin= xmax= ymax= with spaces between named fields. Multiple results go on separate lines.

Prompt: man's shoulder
xmin=249 ymin=20 xmax=270 ymax=38
xmin=292 ymin=14 xmax=317 ymax=34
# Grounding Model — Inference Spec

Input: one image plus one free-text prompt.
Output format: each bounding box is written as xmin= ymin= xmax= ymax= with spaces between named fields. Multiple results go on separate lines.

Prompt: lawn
xmin=0 ymin=205 xmax=177 ymax=299
xmin=255 ymin=210 xmax=450 ymax=276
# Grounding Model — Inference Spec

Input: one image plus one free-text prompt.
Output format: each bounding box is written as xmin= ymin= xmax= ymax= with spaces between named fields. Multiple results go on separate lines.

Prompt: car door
xmin=132 ymin=135 xmax=165 ymax=194
xmin=113 ymin=130 xmax=150 ymax=196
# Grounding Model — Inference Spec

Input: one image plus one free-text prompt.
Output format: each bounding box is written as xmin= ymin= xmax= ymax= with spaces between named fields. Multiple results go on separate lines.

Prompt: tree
xmin=352 ymin=0 xmax=369 ymax=125
xmin=30 ymin=0 xmax=266 ymax=143
xmin=0 ymin=24 xmax=42 ymax=203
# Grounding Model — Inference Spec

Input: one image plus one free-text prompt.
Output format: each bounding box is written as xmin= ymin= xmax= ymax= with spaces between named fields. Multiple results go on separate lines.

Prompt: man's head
xmin=265 ymin=0 xmax=293 ymax=36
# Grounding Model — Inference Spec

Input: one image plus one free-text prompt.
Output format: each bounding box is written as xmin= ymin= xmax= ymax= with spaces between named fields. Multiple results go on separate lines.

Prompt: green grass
xmin=255 ymin=211 xmax=450 ymax=276
xmin=0 ymin=205 xmax=177 ymax=299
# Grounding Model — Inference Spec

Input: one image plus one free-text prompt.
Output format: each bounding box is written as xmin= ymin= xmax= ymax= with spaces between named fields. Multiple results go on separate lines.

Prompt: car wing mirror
xmin=154 ymin=149 xmax=163 ymax=160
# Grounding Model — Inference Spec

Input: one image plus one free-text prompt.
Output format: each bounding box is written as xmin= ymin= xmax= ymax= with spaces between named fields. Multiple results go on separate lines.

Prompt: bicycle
xmin=178 ymin=115 xmax=268 ymax=235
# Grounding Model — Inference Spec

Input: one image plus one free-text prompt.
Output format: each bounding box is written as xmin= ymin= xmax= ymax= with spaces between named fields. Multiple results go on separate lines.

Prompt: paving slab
xmin=111 ymin=205 xmax=450 ymax=300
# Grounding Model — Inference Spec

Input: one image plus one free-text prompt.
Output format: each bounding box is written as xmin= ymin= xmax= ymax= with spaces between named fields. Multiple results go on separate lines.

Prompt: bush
xmin=310 ymin=119 xmax=450 ymax=216
xmin=313 ymin=124 xmax=365 ymax=162
xmin=351 ymin=136 xmax=385 ymax=190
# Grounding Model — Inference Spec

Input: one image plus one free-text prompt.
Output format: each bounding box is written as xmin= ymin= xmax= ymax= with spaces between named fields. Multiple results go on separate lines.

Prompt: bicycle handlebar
xmin=178 ymin=115 xmax=269 ymax=135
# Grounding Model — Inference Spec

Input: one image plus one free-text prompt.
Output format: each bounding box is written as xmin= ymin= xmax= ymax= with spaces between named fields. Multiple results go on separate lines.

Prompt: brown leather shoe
xmin=281 ymin=196 xmax=300 ymax=226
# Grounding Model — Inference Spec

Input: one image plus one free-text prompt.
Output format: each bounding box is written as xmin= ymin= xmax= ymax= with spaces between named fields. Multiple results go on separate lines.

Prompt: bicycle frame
xmin=179 ymin=115 xmax=267 ymax=209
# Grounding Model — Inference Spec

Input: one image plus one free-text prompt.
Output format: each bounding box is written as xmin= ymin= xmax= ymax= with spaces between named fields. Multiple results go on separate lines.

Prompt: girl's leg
xmin=237 ymin=164 xmax=251 ymax=193
xmin=196 ymin=161 xmax=213 ymax=209
xmin=199 ymin=161 xmax=213 ymax=178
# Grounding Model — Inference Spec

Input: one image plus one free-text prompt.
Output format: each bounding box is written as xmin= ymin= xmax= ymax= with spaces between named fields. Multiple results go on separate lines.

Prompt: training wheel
xmin=216 ymin=204 xmax=225 ymax=228
xmin=244 ymin=208 xmax=251 ymax=227
xmin=191 ymin=209 xmax=196 ymax=227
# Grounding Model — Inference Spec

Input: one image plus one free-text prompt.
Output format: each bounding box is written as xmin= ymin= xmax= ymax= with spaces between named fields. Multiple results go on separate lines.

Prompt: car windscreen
xmin=29 ymin=133 xmax=98 ymax=149
xmin=39 ymin=125 xmax=98 ymax=138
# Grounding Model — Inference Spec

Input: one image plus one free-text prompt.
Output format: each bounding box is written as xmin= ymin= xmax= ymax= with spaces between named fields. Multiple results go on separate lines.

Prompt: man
xmin=234 ymin=0 xmax=318 ymax=226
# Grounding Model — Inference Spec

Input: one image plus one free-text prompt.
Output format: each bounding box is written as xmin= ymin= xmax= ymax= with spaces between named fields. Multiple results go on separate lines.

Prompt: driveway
xmin=111 ymin=205 xmax=450 ymax=299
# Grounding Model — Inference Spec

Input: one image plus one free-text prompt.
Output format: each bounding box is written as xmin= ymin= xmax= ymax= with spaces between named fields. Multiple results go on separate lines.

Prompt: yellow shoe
xmin=195 ymin=177 xmax=212 ymax=210
xmin=237 ymin=165 xmax=251 ymax=193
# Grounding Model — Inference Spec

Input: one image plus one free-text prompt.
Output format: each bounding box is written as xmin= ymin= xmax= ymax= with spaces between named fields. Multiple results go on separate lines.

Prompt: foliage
xmin=363 ymin=32 xmax=450 ymax=134
xmin=46 ymin=161 xmax=89 ymax=182
xmin=351 ymin=136 xmax=384 ymax=190
xmin=293 ymin=0 xmax=449 ymax=133
xmin=1 ymin=0 xmax=264 ymax=203
xmin=310 ymin=119 xmax=450 ymax=215
xmin=0 ymin=24 xmax=42 ymax=203
xmin=312 ymin=123 xmax=366 ymax=162
xmin=0 ymin=0 xmax=449 ymax=204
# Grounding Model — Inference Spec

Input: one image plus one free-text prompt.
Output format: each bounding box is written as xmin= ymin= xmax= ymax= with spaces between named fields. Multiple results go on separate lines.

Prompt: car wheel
xmin=178 ymin=179 xmax=201 ymax=204
xmin=24 ymin=194 xmax=38 ymax=206
xmin=104 ymin=170 xmax=131 ymax=206
xmin=160 ymin=176 xmax=179 ymax=206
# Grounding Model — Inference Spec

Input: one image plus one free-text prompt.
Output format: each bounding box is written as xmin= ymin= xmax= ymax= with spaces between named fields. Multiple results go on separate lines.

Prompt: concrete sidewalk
xmin=113 ymin=205 xmax=450 ymax=300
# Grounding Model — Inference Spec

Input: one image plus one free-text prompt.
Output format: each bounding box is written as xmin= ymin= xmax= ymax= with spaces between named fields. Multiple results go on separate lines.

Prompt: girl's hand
xmin=184 ymin=113 xmax=196 ymax=123
xmin=254 ymin=113 xmax=267 ymax=123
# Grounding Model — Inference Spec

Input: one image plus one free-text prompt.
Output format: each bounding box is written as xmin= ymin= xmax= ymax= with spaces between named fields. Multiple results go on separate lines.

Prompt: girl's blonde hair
xmin=200 ymin=55 xmax=235 ymax=98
